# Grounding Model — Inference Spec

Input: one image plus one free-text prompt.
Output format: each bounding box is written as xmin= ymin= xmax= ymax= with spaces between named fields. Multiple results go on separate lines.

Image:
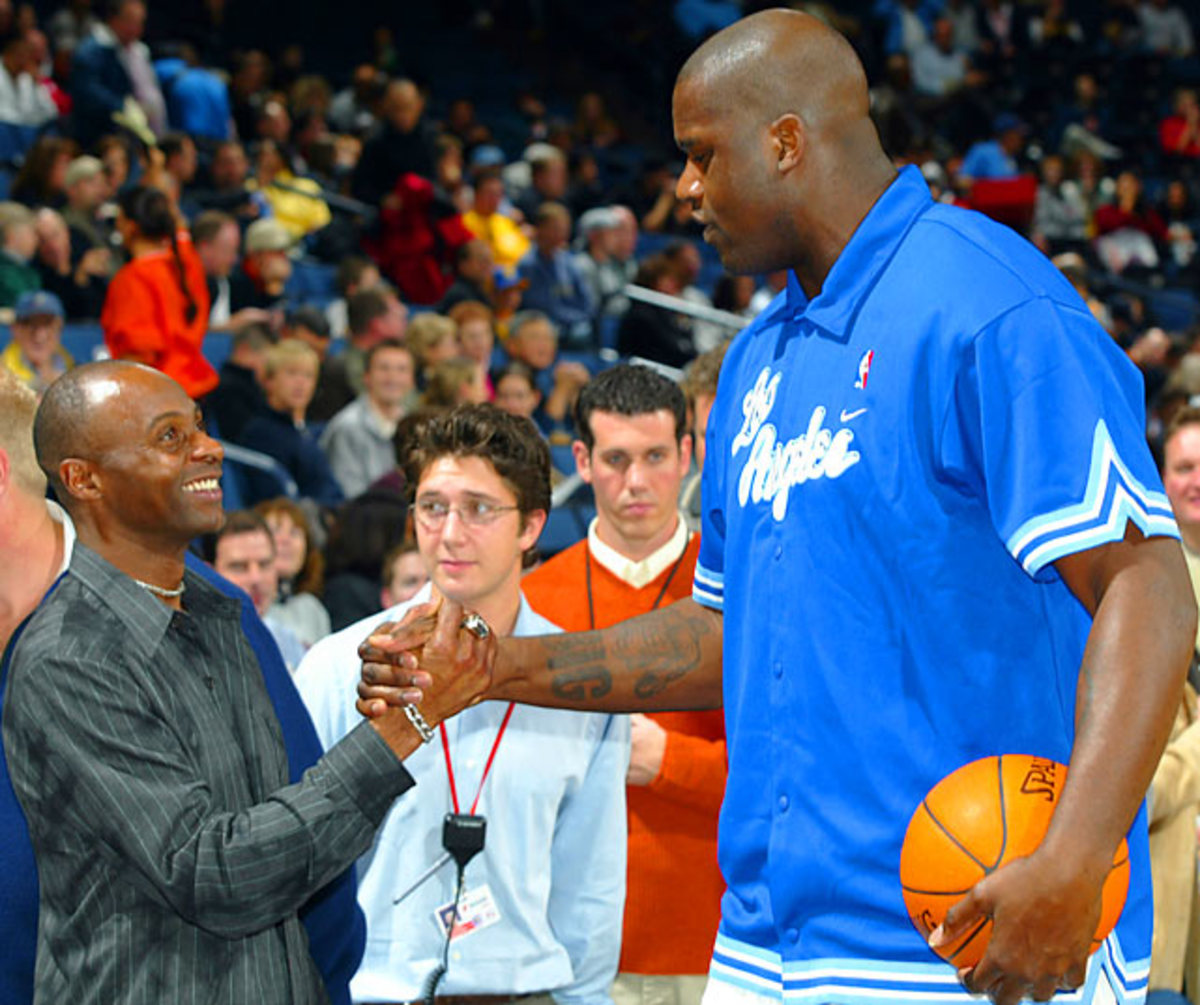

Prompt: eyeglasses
xmin=413 ymin=498 xmax=520 ymax=529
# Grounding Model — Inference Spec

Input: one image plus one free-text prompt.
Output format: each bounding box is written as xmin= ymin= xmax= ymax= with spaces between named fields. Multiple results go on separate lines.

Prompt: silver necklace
xmin=133 ymin=577 xmax=185 ymax=599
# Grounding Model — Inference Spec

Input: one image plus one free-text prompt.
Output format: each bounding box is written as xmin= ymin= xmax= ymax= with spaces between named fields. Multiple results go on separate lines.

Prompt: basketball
xmin=900 ymin=754 xmax=1130 ymax=969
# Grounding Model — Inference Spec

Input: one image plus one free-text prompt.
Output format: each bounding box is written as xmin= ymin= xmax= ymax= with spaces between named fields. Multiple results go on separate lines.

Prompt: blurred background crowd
xmin=4 ymin=1 xmax=1200 ymax=1001
xmin=3 ymin=0 xmax=1200 ymax=643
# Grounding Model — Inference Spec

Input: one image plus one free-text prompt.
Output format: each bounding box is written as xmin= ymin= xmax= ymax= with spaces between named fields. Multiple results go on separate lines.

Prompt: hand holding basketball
xmin=936 ymin=850 xmax=1104 ymax=1004
xmin=901 ymin=755 xmax=1130 ymax=1005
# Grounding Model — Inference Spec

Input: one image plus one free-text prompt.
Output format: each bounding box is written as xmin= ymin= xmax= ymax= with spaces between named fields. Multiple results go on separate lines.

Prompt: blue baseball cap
xmin=14 ymin=290 xmax=64 ymax=321
xmin=493 ymin=267 xmax=528 ymax=292
xmin=993 ymin=112 xmax=1028 ymax=135
xmin=469 ymin=144 xmax=507 ymax=168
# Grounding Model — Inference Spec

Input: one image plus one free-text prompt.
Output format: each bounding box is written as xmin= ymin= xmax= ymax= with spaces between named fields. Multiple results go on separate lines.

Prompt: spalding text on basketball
xmin=1018 ymin=758 xmax=1059 ymax=802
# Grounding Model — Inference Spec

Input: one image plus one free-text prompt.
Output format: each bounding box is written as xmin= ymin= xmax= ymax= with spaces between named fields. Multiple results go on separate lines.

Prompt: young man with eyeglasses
xmin=295 ymin=404 xmax=629 ymax=1005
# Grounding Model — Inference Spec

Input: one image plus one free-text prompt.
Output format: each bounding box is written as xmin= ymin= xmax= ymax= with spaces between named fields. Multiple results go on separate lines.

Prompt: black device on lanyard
xmin=421 ymin=704 xmax=514 ymax=1005
xmin=443 ymin=812 xmax=487 ymax=866
xmin=421 ymin=812 xmax=486 ymax=1005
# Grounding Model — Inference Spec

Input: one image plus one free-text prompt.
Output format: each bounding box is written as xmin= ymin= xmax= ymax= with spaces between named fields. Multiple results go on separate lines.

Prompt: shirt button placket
xmin=772 ymin=539 xmax=784 ymax=681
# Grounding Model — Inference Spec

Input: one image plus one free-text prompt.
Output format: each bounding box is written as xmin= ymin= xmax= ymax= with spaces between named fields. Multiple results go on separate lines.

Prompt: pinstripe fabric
xmin=2 ymin=542 xmax=415 ymax=1005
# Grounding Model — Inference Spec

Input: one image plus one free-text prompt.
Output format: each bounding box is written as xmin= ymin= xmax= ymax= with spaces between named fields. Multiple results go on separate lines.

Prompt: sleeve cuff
xmin=320 ymin=720 xmax=416 ymax=825
xmin=1005 ymin=420 xmax=1180 ymax=577
xmin=648 ymin=727 xmax=727 ymax=815
xmin=692 ymin=562 xmax=724 ymax=610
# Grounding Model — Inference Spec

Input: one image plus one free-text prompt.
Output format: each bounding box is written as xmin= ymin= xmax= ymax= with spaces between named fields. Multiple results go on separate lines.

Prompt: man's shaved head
xmin=34 ymin=360 xmax=152 ymax=497
xmin=671 ymin=8 xmax=895 ymax=289
xmin=677 ymin=9 xmax=869 ymax=132
xmin=35 ymin=360 xmax=225 ymax=550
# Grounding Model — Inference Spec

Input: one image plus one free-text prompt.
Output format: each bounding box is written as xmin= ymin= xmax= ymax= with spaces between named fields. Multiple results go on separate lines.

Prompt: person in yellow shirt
xmin=250 ymin=139 xmax=331 ymax=242
xmin=463 ymin=167 xmax=529 ymax=268
xmin=0 ymin=291 xmax=71 ymax=396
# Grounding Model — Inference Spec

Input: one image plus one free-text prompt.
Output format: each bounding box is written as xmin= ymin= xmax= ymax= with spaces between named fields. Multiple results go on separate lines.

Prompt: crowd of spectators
xmin=0 ymin=5 xmax=1170 ymax=481
xmin=0 ymin=0 xmax=1199 ymax=617
xmin=5 ymin=0 xmax=1200 ymax=1000
xmin=0 ymin=0 xmax=1196 ymax=530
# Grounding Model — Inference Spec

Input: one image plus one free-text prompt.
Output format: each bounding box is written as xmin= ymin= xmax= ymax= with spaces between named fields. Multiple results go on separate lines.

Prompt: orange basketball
xmin=900 ymin=754 xmax=1129 ymax=969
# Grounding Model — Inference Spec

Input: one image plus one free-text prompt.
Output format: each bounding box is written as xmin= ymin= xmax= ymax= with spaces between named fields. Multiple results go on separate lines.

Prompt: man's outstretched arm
xmin=359 ymin=596 xmax=725 ymax=714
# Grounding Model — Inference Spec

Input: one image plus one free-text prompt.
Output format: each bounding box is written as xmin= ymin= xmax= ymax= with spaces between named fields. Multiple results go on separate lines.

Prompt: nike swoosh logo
xmin=839 ymin=408 xmax=868 ymax=422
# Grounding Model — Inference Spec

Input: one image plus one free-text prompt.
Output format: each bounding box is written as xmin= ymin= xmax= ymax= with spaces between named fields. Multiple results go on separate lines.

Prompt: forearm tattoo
xmin=544 ymin=606 xmax=716 ymax=706
xmin=548 ymin=633 xmax=611 ymax=701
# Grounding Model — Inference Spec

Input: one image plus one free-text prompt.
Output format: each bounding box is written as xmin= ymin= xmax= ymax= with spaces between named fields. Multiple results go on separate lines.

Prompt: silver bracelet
xmin=403 ymin=703 xmax=436 ymax=743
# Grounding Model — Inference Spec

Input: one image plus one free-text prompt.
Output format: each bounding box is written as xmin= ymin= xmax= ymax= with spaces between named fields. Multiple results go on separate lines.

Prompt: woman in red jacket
xmin=101 ymin=185 xmax=215 ymax=398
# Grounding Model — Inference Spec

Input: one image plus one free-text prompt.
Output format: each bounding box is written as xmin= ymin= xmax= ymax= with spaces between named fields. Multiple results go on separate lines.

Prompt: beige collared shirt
xmin=587 ymin=512 xmax=690 ymax=589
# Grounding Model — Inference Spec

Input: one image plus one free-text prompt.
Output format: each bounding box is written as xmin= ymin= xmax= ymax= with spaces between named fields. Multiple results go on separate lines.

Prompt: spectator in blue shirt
xmin=960 ymin=111 xmax=1027 ymax=181
xmin=237 ymin=338 xmax=344 ymax=507
xmin=911 ymin=16 xmax=975 ymax=96
xmin=517 ymin=202 xmax=597 ymax=350
xmin=155 ymin=45 xmax=232 ymax=142
xmin=875 ymin=0 xmax=942 ymax=56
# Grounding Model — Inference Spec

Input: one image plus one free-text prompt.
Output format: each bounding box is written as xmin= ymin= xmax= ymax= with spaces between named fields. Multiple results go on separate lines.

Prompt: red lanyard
xmin=438 ymin=703 xmax=516 ymax=815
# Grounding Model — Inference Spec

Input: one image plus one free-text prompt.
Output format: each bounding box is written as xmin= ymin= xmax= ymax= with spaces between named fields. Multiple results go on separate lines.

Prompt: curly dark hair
xmin=573 ymin=362 xmax=687 ymax=451
xmin=403 ymin=404 xmax=551 ymax=520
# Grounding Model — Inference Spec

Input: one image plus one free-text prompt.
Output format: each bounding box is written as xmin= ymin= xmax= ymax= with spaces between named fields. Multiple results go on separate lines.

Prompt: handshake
xmin=356 ymin=590 xmax=500 ymax=754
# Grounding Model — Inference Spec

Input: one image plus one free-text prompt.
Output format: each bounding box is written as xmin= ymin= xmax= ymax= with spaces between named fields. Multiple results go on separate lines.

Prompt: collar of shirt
xmin=392 ymin=580 xmax=549 ymax=637
xmin=361 ymin=394 xmax=399 ymax=440
xmin=46 ymin=499 xmax=76 ymax=579
xmin=91 ymin=21 xmax=117 ymax=46
xmin=209 ymin=275 xmax=231 ymax=325
xmin=266 ymin=405 xmax=307 ymax=432
xmin=68 ymin=541 xmax=242 ymax=661
xmin=783 ymin=165 xmax=932 ymax=342
xmin=587 ymin=512 xmax=689 ymax=588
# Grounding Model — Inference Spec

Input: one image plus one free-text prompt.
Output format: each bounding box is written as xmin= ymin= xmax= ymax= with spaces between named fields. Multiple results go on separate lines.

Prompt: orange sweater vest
xmin=522 ymin=535 xmax=725 ymax=974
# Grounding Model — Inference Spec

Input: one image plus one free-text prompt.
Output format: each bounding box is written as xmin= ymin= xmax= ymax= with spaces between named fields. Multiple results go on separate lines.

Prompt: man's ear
xmin=679 ymin=432 xmax=694 ymax=473
xmin=59 ymin=458 xmax=102 ymax=502
xmin=771 ymin=113 xmax=805 ymax=174
xmin=519 ymin=508 xmax=548 ymax=552
xmin=571 ymin=440 xmax=593 ymax=483
xmin=0 ymin=449 xmax=10 ymax=500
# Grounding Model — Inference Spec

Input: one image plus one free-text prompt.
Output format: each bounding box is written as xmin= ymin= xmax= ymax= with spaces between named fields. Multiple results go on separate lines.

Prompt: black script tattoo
xmin=547 ymin=632 xmax=612 ymax=701
xmin=616 ymin=607 xmax=714 ymax=703
xmin=551 ymin=668 xmax=614 ymax=702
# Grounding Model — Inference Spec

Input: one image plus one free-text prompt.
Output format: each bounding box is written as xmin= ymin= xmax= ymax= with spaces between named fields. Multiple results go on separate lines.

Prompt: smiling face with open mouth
xmin=83 ymin=366 xmax=226 ymax=546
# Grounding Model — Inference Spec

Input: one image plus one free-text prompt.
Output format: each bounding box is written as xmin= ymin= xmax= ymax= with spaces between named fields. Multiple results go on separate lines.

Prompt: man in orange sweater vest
xmin=522 ymin=364 xmax=726 ymax=1005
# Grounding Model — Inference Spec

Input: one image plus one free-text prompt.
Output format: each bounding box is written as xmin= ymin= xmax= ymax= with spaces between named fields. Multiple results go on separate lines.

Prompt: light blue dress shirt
xmin=295 ymin=586 xmax=629 ymax=1005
